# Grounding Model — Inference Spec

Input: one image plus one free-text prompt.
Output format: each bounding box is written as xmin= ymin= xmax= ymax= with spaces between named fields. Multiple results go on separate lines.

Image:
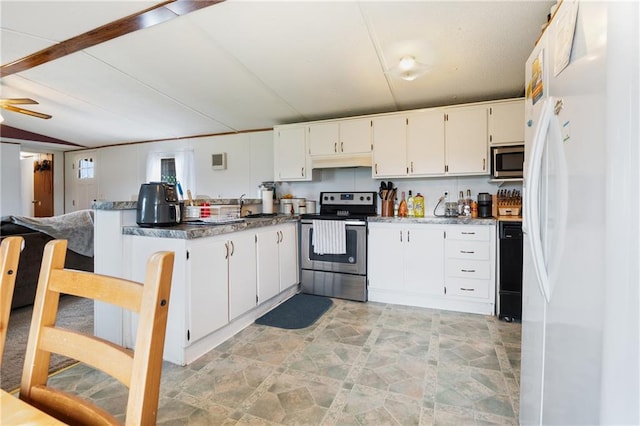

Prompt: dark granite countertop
xmin=367 ymin=216 xmax=496 ymax=225
xmin=122 ymin=215 xmax=299 ymax=239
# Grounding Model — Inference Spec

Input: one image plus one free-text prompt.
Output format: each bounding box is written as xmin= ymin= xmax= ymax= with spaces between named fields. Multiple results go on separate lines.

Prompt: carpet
xmin=255 ymin=293 xmax=333 ymax=329
xmin=1 ymin=296 xmax=93 ymax=392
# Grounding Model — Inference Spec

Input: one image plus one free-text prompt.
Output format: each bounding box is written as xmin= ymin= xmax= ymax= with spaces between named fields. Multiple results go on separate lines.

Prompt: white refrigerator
xmin=520 ymin=1 xmax=639 ymax=425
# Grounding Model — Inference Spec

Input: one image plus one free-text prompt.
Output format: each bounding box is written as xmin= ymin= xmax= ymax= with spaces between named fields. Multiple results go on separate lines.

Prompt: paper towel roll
xmin=261 ymin=190 xmax=273 ymax=214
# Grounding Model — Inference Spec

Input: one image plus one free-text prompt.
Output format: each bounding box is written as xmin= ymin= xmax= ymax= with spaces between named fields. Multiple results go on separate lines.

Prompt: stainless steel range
xmin=299 ymin=191 xmax=377 ymax=302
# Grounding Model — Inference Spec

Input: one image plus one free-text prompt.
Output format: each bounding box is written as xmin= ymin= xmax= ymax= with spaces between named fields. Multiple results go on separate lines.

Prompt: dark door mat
xmin=255 ymin=294 xmax=333 ymax=329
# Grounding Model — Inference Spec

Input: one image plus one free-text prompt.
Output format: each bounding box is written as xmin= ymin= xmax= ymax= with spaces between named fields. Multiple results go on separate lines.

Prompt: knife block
xmin=381 ymin=200 xmax=393 ymax=217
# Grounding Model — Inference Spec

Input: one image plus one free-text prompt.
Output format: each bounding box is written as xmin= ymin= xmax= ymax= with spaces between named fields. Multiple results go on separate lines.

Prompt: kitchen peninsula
xmin=93 ymin=201 xmax=299 ymax=365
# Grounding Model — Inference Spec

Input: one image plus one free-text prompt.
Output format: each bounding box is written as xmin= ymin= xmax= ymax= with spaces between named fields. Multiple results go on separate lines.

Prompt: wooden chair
xmin=19 ymin=239 xmax=174 ymax=425
xmin=0 ymin=236 xmax=24 ymax=366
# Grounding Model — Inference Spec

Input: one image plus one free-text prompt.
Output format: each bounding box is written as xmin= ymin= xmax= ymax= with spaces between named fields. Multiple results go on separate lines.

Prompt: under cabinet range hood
xmin=311 ymin=153 xmax=372 ymax=169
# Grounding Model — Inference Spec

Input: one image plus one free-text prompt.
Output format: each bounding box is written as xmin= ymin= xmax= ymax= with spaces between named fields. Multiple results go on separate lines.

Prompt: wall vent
xmin=212 ymin=153 xmax=227 ymax=170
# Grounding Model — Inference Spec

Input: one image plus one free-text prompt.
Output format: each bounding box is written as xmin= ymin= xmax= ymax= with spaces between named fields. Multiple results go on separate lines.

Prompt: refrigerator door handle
xmin=524 ymin=97 xmax=566 ymax=303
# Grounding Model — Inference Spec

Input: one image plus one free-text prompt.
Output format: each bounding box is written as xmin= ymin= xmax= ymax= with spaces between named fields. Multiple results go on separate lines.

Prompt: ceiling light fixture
xmin=386 ymin=55 xmax=430 ymax=81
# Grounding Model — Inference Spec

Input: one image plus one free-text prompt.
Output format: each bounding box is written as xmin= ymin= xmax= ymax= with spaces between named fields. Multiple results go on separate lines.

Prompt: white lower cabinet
xmin=256 ymin=223 xmax=298 ymax=303
xmin=368 ymin=223 xmax=445 ymax=296
xmin=188 ymin=237 xmax=229 ymax=343
xmin=118 ymin=222 xmax=299 ymax=366
xmin=227 ymin=231 xmax=258 ymax=321
xmin=368 ymin=221 xmax=495 ymax=315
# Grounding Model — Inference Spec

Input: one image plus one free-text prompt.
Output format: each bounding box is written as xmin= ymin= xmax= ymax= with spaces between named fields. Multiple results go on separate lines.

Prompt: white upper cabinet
xmin=488 ymin=99 xmax=525 ymax=145
xmin=274 ymin=125 xmax=311 ymax=181
xmin=308 ymin=118 xmax=371 ymax=156
xmin=372 ymin=115 xmax=407 ymax=177
xmin=445 ymin=105 xmax=489 ymax=175
xmin=407 ymin=110 xmax=446 ymax=176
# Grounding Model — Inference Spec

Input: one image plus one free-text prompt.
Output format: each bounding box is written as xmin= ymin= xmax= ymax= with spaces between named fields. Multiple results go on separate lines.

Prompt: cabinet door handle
xmin=483 ymin=158 xmax=486 ymax=171
xmin=461 ymin=269 xmax=476 ymax=273
xmin=407 ymin=230 xmax=410 ymax=242
xmin=400 ymin=230 xmax=403 ymax=242
xmin=410 ymin=161 xmax=414 ymax=173
xmin=334 ymin=142 xmax=337 ymax=153
xmin=301 ymin=167 xmax=304 ymax=177
xmin=460 ymin=250 xmax=475 ymax=254
xmin=375 ymin=163 xmax=378 ymax=175
xmin=341 ymin=142 xmax=344 ymax=152
xmin=230 ymin=241 xmax=235 ymax=256
xmin=460 ymin=287 xmax=475 ymax=292
xmin=224 ymin=242 xmax=229 ymax=259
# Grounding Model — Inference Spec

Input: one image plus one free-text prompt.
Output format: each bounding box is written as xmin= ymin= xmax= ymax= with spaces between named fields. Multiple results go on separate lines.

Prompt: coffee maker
xmin=477 ymin=193 xmax=493 ymax=218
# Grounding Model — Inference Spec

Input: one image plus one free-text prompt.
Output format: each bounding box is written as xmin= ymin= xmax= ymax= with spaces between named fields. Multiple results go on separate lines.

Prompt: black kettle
xmin=136 ymin=182 xmax=181 ymax=227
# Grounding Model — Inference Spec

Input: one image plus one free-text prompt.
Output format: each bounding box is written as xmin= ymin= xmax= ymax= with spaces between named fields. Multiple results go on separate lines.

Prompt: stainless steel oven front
xmin=300 ymin=219 xmax=367 ymax=301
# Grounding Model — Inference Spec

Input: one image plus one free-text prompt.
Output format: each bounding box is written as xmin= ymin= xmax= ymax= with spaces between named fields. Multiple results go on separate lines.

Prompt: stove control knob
xmin=359 ymin=196 xmax=364 ymax=201
xmin=323 ymin=196 xmax=328 ymax=201
xmin=330 ymin=196 xmax=335 ymax=201
xmin=366 ymin=196 xmax=371 ymax=201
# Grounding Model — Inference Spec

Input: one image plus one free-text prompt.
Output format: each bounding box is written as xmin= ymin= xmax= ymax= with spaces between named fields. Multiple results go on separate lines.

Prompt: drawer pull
xmin=460 ymin=250 xmax=475 ymax=254
xmin=461 ymin=269 xmax=476 ymax=273
xmin=460 ymin=287 xmax=475 ymax=292
xmin=461 ymin=232 xmax=476 ymax=235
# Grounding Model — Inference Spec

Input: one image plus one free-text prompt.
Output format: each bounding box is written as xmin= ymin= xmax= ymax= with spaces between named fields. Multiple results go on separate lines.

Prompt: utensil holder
xmin=381 ymin=200 xmax=393 ymax=217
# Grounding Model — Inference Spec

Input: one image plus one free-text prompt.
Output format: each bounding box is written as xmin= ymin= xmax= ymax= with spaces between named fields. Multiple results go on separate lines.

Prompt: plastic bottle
xmin=414 ymin=193 xmax=425 ymax=217
xmin=407 ymin=190 xmax=415 ymax=217
xmin=471 ymin=201 xmax=478 ymax=218
xmin=457 ymin=191 xmax=465 ymax=215
xmin=398 ymin=192 xmax=408 ymax=217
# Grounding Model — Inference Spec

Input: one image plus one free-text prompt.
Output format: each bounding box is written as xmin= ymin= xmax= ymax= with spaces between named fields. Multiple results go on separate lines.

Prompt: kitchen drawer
xmin=447 ymin=225 xmax=491 ymax=241
xmin=446 ymin=259 xmax=490 ymax=279
xmin=446 ymin=241 xmax=490 ymax=260
xmin=446 ymin=278 xmax=491 ymax=299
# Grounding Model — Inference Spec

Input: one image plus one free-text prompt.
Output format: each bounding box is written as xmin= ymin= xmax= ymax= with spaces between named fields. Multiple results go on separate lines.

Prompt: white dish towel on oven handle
xmin=312 ymin=220 xmax=346 ymax=255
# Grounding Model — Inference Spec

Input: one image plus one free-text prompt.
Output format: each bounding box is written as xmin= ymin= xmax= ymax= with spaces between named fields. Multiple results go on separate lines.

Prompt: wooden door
xmin=33 ymin=157 xmax=53 ymax=217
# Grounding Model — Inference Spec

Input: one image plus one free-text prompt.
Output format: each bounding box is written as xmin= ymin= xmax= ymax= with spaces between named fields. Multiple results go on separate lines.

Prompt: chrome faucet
xmin=239 ymin=193 xmax=248 ymax=216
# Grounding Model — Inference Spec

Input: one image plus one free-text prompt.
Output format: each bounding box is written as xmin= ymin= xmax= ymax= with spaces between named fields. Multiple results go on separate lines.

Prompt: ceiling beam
xmin=0 ymin=125 xmax=84 ymax=147
xmin=0 ymin=0 xmax=224 ymax=78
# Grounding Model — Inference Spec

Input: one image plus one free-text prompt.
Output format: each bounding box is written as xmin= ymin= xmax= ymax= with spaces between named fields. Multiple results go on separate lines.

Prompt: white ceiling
xmin=0 ymin=0 xmax=553 ymax=150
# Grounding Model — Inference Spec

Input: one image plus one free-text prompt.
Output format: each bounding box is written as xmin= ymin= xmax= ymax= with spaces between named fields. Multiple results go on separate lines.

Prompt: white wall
xmin=1 ymin=142 xmax=22 ymax=216
xmin=65 ymin=131 xmax=275 ymax=204
xmin=64 ymin=129 xmax=521 ymax=214
xmin=281 ymin=168 xmax=522 ymax=216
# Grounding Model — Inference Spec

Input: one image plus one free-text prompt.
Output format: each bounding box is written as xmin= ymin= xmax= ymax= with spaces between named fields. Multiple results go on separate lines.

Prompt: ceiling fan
xmin=0 ymin=98 xmax=52 ymax=119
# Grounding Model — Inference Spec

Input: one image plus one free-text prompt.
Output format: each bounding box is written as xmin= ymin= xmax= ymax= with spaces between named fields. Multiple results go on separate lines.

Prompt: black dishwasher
xmin=498 ymin=221 xmax=523 ymax=321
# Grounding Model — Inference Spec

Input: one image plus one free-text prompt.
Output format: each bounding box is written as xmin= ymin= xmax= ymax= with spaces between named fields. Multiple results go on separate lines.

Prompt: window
xmin=77 ymin=157 xmax=95 ymax=179
xmin=146 ymin=150 xmax=195 ymax=194
xmin=160 ymin=158 xmax=177 ymax=184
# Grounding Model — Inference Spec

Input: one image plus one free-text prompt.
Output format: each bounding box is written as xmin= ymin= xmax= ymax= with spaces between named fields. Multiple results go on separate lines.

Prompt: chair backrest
xmin=0 ymin=236 xmax=24 ymax=366
xmin=19 ymin=239 xmax=174 ymax=425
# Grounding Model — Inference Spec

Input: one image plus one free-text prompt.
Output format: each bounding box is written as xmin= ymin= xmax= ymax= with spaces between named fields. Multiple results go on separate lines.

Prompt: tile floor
xmin=44 ymin=298 xmax=521 ymax=425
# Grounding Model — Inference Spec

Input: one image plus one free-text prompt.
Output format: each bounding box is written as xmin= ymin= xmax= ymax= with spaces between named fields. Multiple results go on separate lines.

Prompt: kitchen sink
xmin=243 ymin=213 xmax=278 ymax=218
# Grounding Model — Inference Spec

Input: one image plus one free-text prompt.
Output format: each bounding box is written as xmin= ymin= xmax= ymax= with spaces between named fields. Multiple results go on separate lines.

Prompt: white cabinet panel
xmin=274 ymin=125 xmax=310 ymax=181
xmin=368 ymin=223 xmax=405 ymax=291
xmin=339 ymin=118 xmax=371 ymax=155
xmin=256 ymin=223 xmax=298 ymax=303
xmin=372 ymin=115 xmax=407 ymax=177
xmin=488 ymin=99 xmax=525 ymax=145
xmin=308 ymin=121 xmax=339 ymax=156
xmin=278 ymin=223 xmax=299 ymax=291
xmin=445 ymin=106 xmax=489 ymax=175
xmin=407 ymin=110 xmax=445 ymax=175
xmin=404 ymin=226 xmax=445 ymax=296
xmin=189 ymin=238 xmax=229 ymax=342
xmin=228 ymin=231 xmax=257 ymax=321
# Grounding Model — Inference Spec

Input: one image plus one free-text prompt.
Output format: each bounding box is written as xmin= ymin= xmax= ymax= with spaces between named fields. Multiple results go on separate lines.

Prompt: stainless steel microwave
xmin=492 ymin=145 xmax=524 ymax=178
